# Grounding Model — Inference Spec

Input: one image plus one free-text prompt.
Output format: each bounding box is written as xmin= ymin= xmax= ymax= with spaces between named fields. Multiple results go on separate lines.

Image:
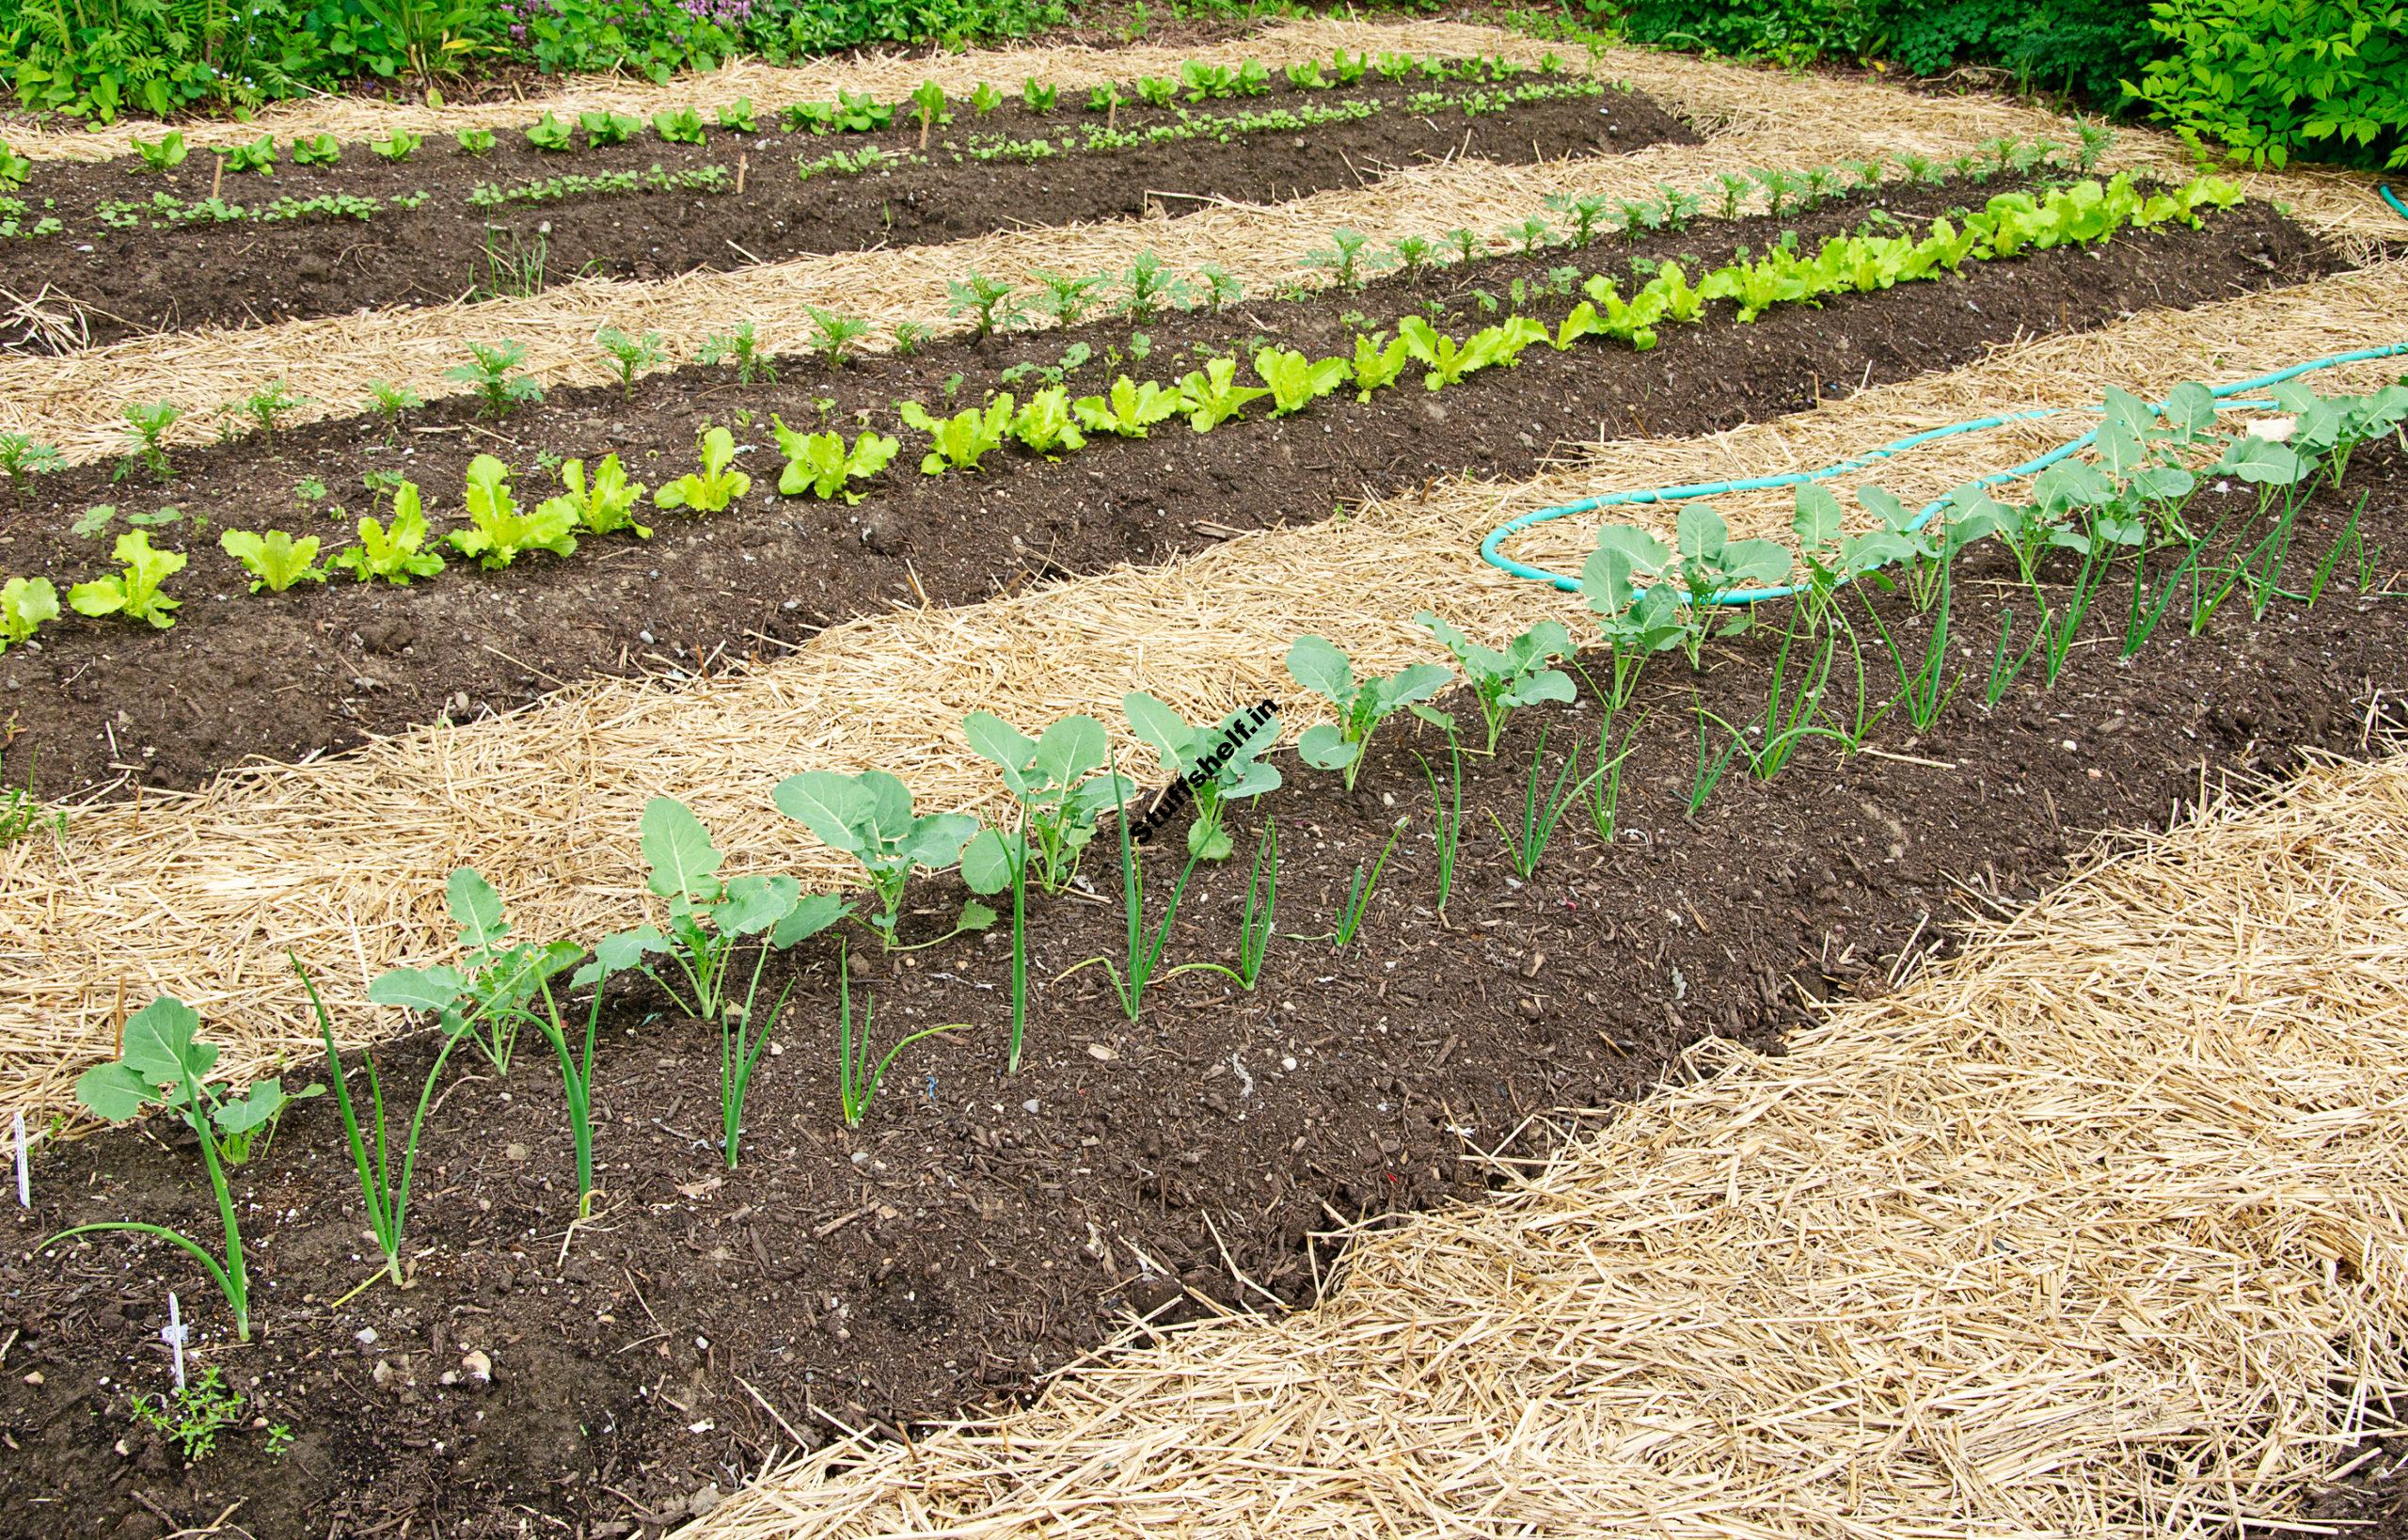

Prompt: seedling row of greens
xmin=0 ymin=49 xmax=1593 ymax=245
xmin=0 ymin=166 xmax=2234 ymax=649
xmin=37 ymin=368 xmax=2405 ymax=1371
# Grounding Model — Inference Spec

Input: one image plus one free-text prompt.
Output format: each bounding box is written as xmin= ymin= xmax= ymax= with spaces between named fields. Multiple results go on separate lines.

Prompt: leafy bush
xmin=1609 ymin=0 xmax=2399 ymax=168
xmin=2130 ymin=0 xmax=2406 ymax=168
xmin=6 ymin=0 xmax=1066 ymax=123
xmin=1615 ymin=0 xmax=1881 ymax=67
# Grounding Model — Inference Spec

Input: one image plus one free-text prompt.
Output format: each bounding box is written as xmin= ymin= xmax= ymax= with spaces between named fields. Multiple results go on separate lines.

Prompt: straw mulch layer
xmin=2 ymin=259 xmax=2402 ymax=1126
xmin=0 ymin=183 xmax=2325 ymax=799
xmin=3 ymin=16 xmax=2398 ymax=466
xmin=0 ymin=75 xmax=1684 ymax=347
xmin=0 ymin=20 xmax=1532 ymax=166
xmin=674 ymin=747 xmax=2408 ymax=1537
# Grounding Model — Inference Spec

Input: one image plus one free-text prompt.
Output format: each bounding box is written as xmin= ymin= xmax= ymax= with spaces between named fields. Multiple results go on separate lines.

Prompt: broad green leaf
xmin=447 ymin=868 xmax=509 ymax=953
xmin=860 ymin=770 xmax=918 ymax=838
xmin=1122 ymin=691 xmax=1197 ymax=769
xmin=1031 ymin=715 xmax=1108 ymax=786
xmin=572 ymin=926 xmax=669 ymax=989
xmin=959 ymin=827 xmax=1015 ymax=895
xmin=2157 ymin=380 xmax=2216 ymax=441
xmin=896 ymin=812 xmax=978 ymax=868
xmin=772 ymin=771 xmax=874 ymax=853
xmin=75 ymin=1061 xmax=157 ymax=1121
xmin=1724 ymin=537 xmax=1797 ymax=588
xmin=1285 ymin=635 xmax=1354 ymax=705
xmin=639 ymin=797 xmax=725 ymax=903
xmin=1791 ymin=484 xmax=1839 ymax=551
xmin=719 ymin=873 xmax=802 ymax=936
xmin=963 ymin=710 xmax=1039 ymax=792
xmin=2215 ymin=434 xmax=2305 ymax=485
xmin=1593 ymin=523 xmax=1671 ymax=575
xmin=121 ymin=995 xmax=209 ymax=1088
xmin=1376 ymin=661 xmax=1452 ymax=709
xmin=213 ymin=1077 xmax=320 ymax=1135
xmin=368 ymin=963 xmax=467 ymax=1013
xmin=1505 ymin=669 xmax=1576 ymax=707
xmin=1297 ymin=723 xmax=1358 ymax=770
xmin=768 ymin=893 xmax=847 ymax=947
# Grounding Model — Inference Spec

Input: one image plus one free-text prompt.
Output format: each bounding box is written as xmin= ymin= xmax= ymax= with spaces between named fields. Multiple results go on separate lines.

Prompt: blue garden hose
xmin=1480 ymin=185 xmax=2408 ymax=605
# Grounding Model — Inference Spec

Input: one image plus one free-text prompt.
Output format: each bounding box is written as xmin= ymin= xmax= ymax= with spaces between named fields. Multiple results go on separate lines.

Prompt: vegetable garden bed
xmin=0 ymin=172 xmax=2333 ymax=798
xmin=5 ymin=411 xmax=2406 ymax=1538
xmin=5 ymin=14 xmax=2405 ymax=1537
xmin=0 ymin=53 xmax=1687 ymax=347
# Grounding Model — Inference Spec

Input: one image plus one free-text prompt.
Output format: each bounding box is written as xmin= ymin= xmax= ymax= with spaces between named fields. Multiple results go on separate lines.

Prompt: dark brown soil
xmin=0 ymin=187 xmax=2339 ymax=800
xmin=0 ymin=71 xmax=1685 ymax=346
xmin=2315 ymin=1434 xmax=2408 ymax=1539
xmin=4 ymin=431 xmax=2406 ymax=1540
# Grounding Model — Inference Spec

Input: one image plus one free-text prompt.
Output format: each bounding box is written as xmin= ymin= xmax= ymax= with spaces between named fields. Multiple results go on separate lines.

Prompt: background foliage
xmin=0 ymin=0 xmax=2400 ymax=176
xmin=1607 ymin=0 xmax=2405 ymax=170
xmin=0 ymin=0 xmax=1073 ymax=119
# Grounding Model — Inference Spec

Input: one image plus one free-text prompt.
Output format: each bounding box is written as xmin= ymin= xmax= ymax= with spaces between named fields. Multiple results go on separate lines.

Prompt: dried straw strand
xmin=675 ymin=749 xmax=2408 ymax=1537
xmin=2 ymin=260 xmax=2401 ymax=1123
xmin=3 ymin=17 xmax=2393 ymax=466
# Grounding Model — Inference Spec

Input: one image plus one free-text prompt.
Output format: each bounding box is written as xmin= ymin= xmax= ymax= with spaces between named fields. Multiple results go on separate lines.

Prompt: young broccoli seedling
xmin=700 ymin=322 xmax=779 ymax=385
xmin=120 ymin=402 xmax=182 ymax=481
xmin=445 ymin=340 xmax=545 ymax=418
xmin=1285 ymin=635 xmax=1451 ymax=789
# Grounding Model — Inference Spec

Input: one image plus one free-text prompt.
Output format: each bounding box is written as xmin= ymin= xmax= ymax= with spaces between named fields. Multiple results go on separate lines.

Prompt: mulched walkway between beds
xmin=5 ymin=432 xmax=2405 ymax=1539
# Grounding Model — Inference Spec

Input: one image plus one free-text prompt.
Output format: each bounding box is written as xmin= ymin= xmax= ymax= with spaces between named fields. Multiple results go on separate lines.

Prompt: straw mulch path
xmin=2 ymin=17 xmax=2397 ymax=466
xmin=672 ymin=748 xmax=2408 ymax=1537
xmin=0 ymin=19 xmax=1524 ymax=165
xmin=3 ymin=260 xmax=2402 ymax=1126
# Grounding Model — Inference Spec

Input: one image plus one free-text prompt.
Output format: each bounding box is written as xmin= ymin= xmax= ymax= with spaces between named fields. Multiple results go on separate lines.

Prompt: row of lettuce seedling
xmin=0 ymin=46 xmax=1562 ymax=196
xmin=0 ymin=170 xmax=2242 ymax=646
xmin=35 ymin=369 xmax=2406 ymax=1355
xmin=0 ymin=135 xmax=2097 ymax=493
xmin=29 ymin=71 xmax=1607 ymax=243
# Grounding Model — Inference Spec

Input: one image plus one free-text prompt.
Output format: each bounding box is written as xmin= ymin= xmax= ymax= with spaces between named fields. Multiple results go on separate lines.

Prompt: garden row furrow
xmin=0 ymin=19 xmax=1550 ymax=165
xmin=0 ymin=167 xmax=2307 ymax=797
xmin=677 ymin=750 xmax=2408 ymax=1538
xmin=2 ymin=257 xmax=2400 ymax=1124
xmin=15 ymin=500 xmax=2407 ymax=1531
xmin=5 ymin=81 xmax=2394 ymax=468
xmin=2 ymin=56 xmax=1671 ymax=345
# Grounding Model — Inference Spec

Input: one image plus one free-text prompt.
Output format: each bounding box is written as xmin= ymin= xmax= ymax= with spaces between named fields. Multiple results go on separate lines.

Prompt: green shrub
xmin=1613 ymin=0 xmax=1881 ymax=67
xmin=1886 ymin=0 xmax=2153 ymax=101
xmin=2 ymin=0 xmax=1070 ymax=123
xmin=2129 ymin=0 xmax=2407 ymax=169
